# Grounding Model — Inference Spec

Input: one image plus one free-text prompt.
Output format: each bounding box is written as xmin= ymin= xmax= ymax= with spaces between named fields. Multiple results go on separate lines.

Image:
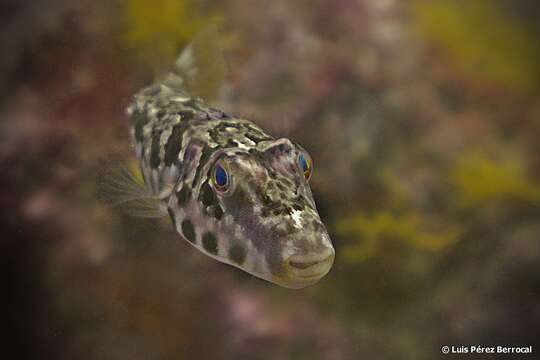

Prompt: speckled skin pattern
xmin=127 ymin=83 xmax=335 ymax=288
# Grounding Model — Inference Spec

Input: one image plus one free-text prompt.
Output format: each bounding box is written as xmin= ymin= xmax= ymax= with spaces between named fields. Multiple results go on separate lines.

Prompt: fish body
xmin=124 ymin=37 xmax=334 ymax=289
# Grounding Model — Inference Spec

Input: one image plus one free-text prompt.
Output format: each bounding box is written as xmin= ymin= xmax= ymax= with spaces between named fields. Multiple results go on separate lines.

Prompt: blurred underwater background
xmin=2 ymin=0 xmax=540 ymax=359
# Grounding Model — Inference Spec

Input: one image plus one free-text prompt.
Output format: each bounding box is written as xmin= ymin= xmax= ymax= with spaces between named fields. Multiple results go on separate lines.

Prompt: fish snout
xmin=284 ymin=246 xmax=335 ymax=286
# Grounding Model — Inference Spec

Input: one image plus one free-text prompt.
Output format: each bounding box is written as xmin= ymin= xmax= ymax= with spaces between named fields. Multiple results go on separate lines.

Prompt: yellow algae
xmin=337 ymin=211 xmax=461 ymax=263
xmin=412 ymin=0 xmax=540 ymax=93
xmin=120 ymin=0 xmax=223 ymax=67
xmin=450 ymin=151 xmax=540 ymax=208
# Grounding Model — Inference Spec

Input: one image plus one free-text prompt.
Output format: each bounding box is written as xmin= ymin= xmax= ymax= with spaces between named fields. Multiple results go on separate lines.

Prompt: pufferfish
xmin=112 ymin=30 xmax=335 ymax=289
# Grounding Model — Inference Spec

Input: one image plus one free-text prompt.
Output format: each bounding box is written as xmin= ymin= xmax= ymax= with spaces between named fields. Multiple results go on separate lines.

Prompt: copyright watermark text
xmin=441 ymin=345 xmax=533 ymax=355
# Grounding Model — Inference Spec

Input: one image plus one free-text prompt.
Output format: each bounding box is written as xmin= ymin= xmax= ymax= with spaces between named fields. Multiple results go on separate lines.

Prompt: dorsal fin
xmin=163 ymin=26 xmax=227 ymax=101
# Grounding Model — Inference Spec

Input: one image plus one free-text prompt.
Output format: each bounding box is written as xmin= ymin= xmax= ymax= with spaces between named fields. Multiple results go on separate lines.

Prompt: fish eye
xmin=298 ymin=153 xmax=312 ymax=181
xmin=212 ymin=163 xmax=230 ymax=192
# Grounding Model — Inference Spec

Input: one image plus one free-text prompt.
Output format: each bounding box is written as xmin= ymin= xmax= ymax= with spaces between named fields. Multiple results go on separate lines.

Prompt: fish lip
xmin=288 ymin=250 xmax=335 ymax=270
xmin=270 ymin=259 xmax=334 ymax=289
xmin=294 ymin=272 xmax=328 ymax=281
xmin=276 ymin=272 xmax=329 ymax=289
xmin=284 ymin=252 xmax=335 ymax=285
xmin=289 ymin=259 xmax=323 ymax=269
xmin=288 ymin=265 xmax=332 ymax=281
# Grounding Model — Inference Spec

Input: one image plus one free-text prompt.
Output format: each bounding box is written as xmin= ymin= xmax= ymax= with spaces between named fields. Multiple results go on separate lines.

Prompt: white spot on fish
xmin=235 ymin=141 xmax=252 ymax=151
xmin=291 ymin=209 xmax=303 ymax=229
xmin=171 ymin=95 xmax=191 ymax=103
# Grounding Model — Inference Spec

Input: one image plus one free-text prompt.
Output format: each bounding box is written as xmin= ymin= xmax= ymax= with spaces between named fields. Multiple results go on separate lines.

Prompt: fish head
xmin=196 ymin=138 xmax=334 ymax=288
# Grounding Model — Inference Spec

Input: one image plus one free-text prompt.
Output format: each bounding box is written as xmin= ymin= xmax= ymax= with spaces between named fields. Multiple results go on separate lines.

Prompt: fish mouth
xmin=277 ymin=248 xmax=335 ymax=288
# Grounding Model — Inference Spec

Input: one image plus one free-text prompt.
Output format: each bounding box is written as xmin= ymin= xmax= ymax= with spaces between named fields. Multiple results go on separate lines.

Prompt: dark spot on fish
xmin=165 ymin=123 xmax=186 ymax=166
xmin=229 ymin=243 xmax=246 ymax=265
xmin=219 ymin=122 xmax=242 ymax=130
xmin=219 ymin=111 xmax=230 ymax=119
xmin=132 ymin=109 xmax=148 ymax=142
xmin=167 ymin=207 xmax=176 ymax=228
xmin=208 ymin=128 xmax=220 ymax=143
xmin=192 ymin=146 xmax=214 ymax=187
xmin=266 ymin=241 xmax=285 ymax=276
xmin=292 ymin=203 xmax=303 ymax=211
xmin=245 ymin=132 xmax=269 ymax=144
xmin=260 ymin=194 xmax=283 ymax=215
xmin=245 ymin=124 xmax=269 ymax=138
xmin=202 ymin=232 xmax=218 ymax=254
xmin=208 ymin=121 xmax=242 ymax=144
xmin=178 ymin=110 xmax=194 ymax=121
xmin=260 ymin=192 xmax=272 ymax=207
xmin=150 ymin=130 xmax=162 ymax=168
xmin=199 ymin=181 xmax=218 ymax=207
xmin=176 ymin=185 xmax=191 ymax=206
xmin=181 ymin=219 xmax=196 ymax=243
xmin=214 ymin=205 xmax=224 ymax=220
